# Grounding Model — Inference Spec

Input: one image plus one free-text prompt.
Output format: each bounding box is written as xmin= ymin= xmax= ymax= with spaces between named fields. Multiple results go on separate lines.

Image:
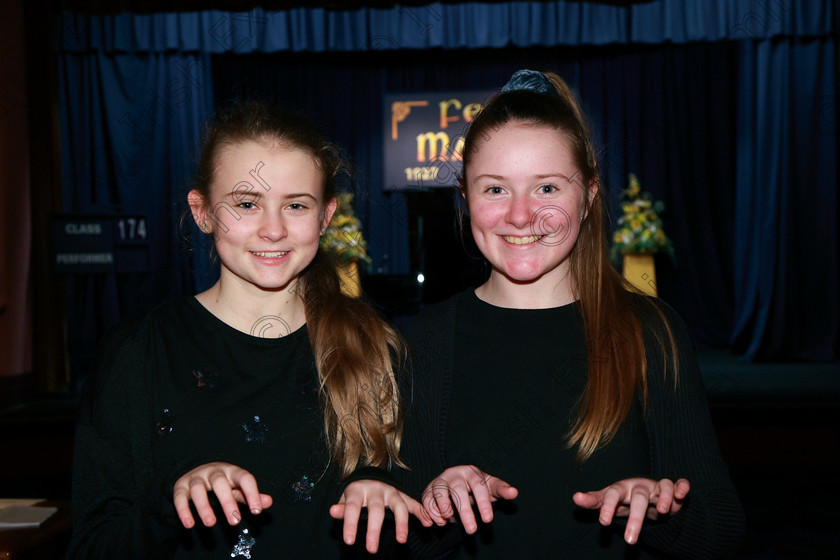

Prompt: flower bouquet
xmin=611 ymin=173 xmax=675 ymax=262
xmin=319 ymin=192 xmax=371 ymax=265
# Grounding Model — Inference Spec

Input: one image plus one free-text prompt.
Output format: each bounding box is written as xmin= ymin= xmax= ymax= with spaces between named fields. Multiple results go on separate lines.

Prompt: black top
xmin=400 ymin=290 xmax=745 ymax=559
xmin=448 ymin=293 xmax=649 ymax=557
xmin=68 ymin=297 xmax=369 ymax=559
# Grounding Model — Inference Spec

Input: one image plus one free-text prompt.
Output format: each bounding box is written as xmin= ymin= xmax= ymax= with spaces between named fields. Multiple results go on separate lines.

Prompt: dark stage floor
xmin=698 ymin=349 xmax=840 ymax=559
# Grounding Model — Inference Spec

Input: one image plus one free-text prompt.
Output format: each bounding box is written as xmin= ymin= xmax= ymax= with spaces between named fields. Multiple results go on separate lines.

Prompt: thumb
xmin=488 ymin=478 xmax=518 ymax=500
xmin=408 ymin=499 xmax=434 ymax=527
xmin=498 ymin=483 xmax=519 ymax=500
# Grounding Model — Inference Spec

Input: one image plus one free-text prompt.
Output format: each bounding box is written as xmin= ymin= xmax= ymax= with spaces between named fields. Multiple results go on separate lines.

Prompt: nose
xmin=505 ymin=193 xmax=532 ymax=230
xmin=258 ymin=210 xmax=287 ymax=241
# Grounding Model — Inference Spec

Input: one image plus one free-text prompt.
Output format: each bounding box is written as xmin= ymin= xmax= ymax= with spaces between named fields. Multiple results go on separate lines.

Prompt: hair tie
xmin=500 ymin=69 xmax=560 ymax=98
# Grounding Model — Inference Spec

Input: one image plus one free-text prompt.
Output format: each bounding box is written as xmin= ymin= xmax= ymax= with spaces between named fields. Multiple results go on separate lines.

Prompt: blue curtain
xmin=731 ymin=38 xmax=838 ymax=361
xmin=57 ymin=0 xmax=838 ymax=375
xmin=570 ymin=43 xmax=740 ymax=352
xmin=59 ymin=0 xmax=832 ymax=52
xmin=58 ymin=52 xmax=214 ymax=379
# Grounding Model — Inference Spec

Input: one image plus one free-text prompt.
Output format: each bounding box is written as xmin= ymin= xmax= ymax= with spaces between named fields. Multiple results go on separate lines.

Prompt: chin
xmin=247 ymin=274 xmax=297 ymax=291
xmin=499 ymin=266 xmax=547 ymax=284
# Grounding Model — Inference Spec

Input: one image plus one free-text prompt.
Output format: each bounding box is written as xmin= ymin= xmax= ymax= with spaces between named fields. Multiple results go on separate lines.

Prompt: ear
xmin=188 ymin=189 xmax=211 ymax=233
xmin=320 ymin=196 xmax=338 ymax=233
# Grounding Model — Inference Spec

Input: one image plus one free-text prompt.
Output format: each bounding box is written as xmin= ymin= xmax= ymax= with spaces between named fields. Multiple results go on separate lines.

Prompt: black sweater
xmin=67 ymin=297 xmax=376 ymax=559
xmin=399 ymin=291 xmax=745 ymax=559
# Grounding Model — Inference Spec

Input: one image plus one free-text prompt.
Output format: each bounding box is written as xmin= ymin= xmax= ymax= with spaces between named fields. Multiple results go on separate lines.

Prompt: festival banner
xmin=383 ymin=90 xmax=493 ymax=190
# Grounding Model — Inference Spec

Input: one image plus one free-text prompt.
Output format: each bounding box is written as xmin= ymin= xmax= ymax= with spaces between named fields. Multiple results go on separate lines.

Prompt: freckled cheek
xmin=293 ymin=222 xmax=324 ymax=246
xmin=469 ymin=204 xmax=506 ymax=238
xmin=212 ymin=224 xmax=249 ymax=245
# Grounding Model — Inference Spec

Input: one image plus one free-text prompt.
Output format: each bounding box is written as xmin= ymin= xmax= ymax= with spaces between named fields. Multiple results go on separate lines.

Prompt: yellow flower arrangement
xmin=611 ymin=174 xmax=675 ymax=261
xmin=319 ymin=192 xmax=371 ymax=264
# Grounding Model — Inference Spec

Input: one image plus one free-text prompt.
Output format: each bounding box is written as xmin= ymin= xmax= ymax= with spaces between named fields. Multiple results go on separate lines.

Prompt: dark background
xmin=0 ymin=0 xmax=838 ymax=558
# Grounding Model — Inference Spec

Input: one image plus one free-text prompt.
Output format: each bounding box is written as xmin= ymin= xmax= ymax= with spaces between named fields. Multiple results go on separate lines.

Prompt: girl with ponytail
xmin=403 ymin=71 xmax=745 ymax=558
xmin=68 ymin=99 xmax=429 ymax=559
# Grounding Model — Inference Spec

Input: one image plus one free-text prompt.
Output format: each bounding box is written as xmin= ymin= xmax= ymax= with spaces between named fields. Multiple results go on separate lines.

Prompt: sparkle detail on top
xmin=155 ymin=409 xmax=175 ymax=434
xmin=292 ymin=474 xmax=316 ymax=502
xmin=230 ymin=528 xmax=255 ymax=558
xmin=192 ymin=369 xmax=218 ymax=388
xmin=242 ymin=415 xmax=269 ymax=443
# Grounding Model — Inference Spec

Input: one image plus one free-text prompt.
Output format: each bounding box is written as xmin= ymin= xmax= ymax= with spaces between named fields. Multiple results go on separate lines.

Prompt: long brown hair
xmin=461 ymin=72 xmax=678 ymax=463
xmin=192 ymin=99 xmax=404 ymax=475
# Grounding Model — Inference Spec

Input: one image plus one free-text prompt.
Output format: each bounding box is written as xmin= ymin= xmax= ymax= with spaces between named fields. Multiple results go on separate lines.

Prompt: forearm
xmin=67 ymin=425 xmax=179 ymax=559
xmin=640 ymin=487 xmax=745 ymax=559
xmin=641 ymin=305 xmax=746 ymax=558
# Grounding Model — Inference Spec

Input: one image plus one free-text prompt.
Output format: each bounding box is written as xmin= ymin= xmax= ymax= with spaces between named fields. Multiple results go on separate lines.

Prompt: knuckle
xmin=188 ymin=478 xmax=205 ymax=490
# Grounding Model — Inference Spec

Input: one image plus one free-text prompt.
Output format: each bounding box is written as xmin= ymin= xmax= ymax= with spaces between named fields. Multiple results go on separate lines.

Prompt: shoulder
xmin=621 ymin=292 xmax=692 ymax=346
xmin=622 ymin=294 xmax=701 ymax=393
xmin=97 ymin=297 xmax=192 ymax=352
xmin=142 ymin=296 xmax=198 ymax=328
xmin=401 ymin=291 xmax=471 ymax=380
xmin=88 ymin=298 xmax=195 ymax=393
xmin=411 ymin=291 xmax=463 ymax=326
xmin=81 ymin=298 xmax=196 ymax=425
xmin=403 ymin=291 xmax=465 ymax=344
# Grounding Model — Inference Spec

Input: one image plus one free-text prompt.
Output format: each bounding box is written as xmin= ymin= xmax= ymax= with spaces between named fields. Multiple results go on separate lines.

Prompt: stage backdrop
xmin=383 ymin=90 xmax=493 ymax=190
xmin=56 ymin=0 xmax=838 ymax=380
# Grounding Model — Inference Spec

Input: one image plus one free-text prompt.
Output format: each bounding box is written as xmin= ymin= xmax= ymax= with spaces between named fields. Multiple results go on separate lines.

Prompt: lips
xmin=250 ymin=251 xmax=289 ymax=258
xmin=501 ymin=235 xmax=543 ymax=245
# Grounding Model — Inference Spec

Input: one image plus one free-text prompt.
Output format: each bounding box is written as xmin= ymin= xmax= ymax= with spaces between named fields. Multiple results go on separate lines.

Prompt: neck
xmin=195 ymin=275 xmax=307 ymax=337
xmin=476 ymin=269 xmax=576 ymax=309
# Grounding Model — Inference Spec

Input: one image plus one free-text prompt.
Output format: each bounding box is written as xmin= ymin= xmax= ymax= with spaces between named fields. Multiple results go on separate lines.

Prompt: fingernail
xmin=626 ymin=531 xmax=637 ymax=544
xmin=231 ymin=510 xmax=240 ymax=524
xmin=251 ymin=508 xmax=261 ymax=514
xmin=203 ymin=516 xmax=214 ymax=526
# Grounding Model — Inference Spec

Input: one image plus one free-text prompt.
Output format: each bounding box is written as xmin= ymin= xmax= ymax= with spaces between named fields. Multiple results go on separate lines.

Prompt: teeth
xmin=502 ymin=235 xmax=542 ymax=245
xmin=251 ymin=251 xmax=288 ymax=258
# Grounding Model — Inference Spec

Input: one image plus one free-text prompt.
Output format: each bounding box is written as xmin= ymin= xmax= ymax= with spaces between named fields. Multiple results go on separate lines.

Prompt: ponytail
xmin=302 ymin=251 xmax=406 ymax=476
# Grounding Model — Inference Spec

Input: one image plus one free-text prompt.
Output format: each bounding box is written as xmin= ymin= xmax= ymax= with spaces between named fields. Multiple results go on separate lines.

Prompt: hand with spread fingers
xmin=573 ymin=477 xmax=690 ymax=545
xmin=422 ymin=465 xmax=519 ymax=534
xmin=329 ymin=479 xmax=432 ymax=554
xmin=173 ymin=462 xmax=273 ymax=529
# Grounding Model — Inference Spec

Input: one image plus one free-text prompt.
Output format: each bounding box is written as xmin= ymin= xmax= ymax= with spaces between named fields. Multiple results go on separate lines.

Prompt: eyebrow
xmin=283 ymin=192 xmax=318 ymax=201
xmin=222 ymin=191 xmax=318 ymax=201
xmin=224 ymin=190 xmax=261 ymax=200
xmin=472 ymin=173 xmax=572 ymax=181
xmin=535 ymin=173 xmax=573 ymax=181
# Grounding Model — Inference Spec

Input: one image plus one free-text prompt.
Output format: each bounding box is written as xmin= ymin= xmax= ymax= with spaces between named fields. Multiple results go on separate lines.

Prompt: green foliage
xmin=611 ymin=173 xmax=675 ymax=262
xmin=319 ymin=192 xmax=371 ymax=264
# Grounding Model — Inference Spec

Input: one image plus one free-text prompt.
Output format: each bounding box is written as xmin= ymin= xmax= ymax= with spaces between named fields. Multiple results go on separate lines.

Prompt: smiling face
xmin=465 ymin=121 xmax=594 ymax=298
xmin=190 ymin=139 xmax=336 ymax=295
